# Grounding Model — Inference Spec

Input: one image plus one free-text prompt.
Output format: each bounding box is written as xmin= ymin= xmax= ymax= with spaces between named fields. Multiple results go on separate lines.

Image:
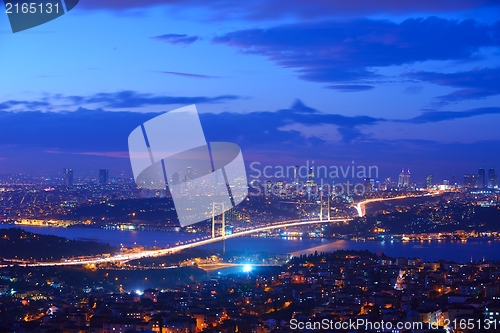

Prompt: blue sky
xmin=0 ymin=1 xmax=499 ymax=182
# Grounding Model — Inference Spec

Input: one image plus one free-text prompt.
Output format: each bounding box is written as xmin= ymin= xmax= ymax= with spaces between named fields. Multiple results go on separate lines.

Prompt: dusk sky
xmin=1 ymin=1 xmax=500 ymax=183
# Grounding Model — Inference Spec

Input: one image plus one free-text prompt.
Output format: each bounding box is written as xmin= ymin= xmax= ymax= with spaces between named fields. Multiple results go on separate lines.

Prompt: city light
xmin=243 ymin=264 xmax=252 ymax=273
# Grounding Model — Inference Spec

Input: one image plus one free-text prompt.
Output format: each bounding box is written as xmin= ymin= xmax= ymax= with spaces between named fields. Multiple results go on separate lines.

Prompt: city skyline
xmin=4 ymin=163 xmax=497 ymax=190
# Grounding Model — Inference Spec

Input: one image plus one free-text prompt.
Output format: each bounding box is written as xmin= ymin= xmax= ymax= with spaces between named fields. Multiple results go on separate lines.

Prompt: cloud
xmin=152 ymin=33 xmax=200 ymax=45
xmin=0 ymin=100 xmax=383 ymax=155
xmin=1 ymin=98 xmax=497 ymax=155
xmin=0 ymin=100 xmax=499 ymax=179
xmin=46 ymin=149 xmax=130 ymax=159
xmin=213 ymin=17 xmax=500 ymax=86
xmin=78 ymin=0 xmax=499 ymax=20
xmin=66 ymin=90 xmax=240 ymax=108
xmin=403 ymin=106 xmax=500 ymax=124
xmin=404 ymin=67 xmax=500 ymax=103
xmin=200 ymin=100 xmax=385 ymax=145
xmin=402 ymin=85 xmax=424 ymax=94
xmin=326 ymin=85 xmax=374 ymax=92
xmin=0 ymin=108 xmax=156 ymax=152
xmin=158 ymin=71 xmax=222 ymax=79
xmin=0 ymin=92 xmax=241 ymax=112
xmin=364 ymin=113 xmax=500 ymax=145
xmin=2 ymin=99 xmax=497 ymax=156
xmin=0 ymin=100 xmax=51 ymax=111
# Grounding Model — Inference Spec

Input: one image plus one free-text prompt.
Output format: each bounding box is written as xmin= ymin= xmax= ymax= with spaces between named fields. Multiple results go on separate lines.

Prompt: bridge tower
xmin=211 ymin=202 xmax=226 ymax=254
xmin=211 ymin=202 xmax=226 ymax=239
xmin=327 ymin=194 xmax=331 ymax=221
xmin=319 ymin=190 xmax=332 ymax=222
xmin=319 ymin=190 xmax=323 ymax=221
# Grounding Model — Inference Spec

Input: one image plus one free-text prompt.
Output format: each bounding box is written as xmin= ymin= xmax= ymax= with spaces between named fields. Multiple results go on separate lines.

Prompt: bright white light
xmin=135 ymin=289 xmax=143 ymax=295
xmin=243 ymin=264 xmax=252 ymax=273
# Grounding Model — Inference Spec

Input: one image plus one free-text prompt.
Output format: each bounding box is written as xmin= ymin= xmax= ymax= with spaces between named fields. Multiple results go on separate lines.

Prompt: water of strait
xmin=1 ymin=224 xmax=498 ymax=262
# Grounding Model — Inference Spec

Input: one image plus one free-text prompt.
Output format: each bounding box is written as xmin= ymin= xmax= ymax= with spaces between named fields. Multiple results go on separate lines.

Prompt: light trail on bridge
xmin=4 ymin=193 xmax=440 ymax=267
xmin=355 ymin=192 xmax=436 ymax=217
xmin=6 ymin=218 xmax=351 ymax=267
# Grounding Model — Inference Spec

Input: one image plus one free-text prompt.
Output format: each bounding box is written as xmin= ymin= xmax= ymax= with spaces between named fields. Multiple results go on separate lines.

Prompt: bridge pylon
xmin=319 ymin=191 xmax=332 ymax=222
xmin=211 ymin=202 xmax=226 ymax=239
xmin=327 ymin=194 xmax=331 ymax=221
xmin=319 ymin=191 xmax=323 ymax=222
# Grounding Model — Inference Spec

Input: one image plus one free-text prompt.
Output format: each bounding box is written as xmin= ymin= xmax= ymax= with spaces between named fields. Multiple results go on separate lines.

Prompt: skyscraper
xmin=464 ymin=174 xmax=475 ymax=188
xmin=99 ymin=169 xmax=109 ymax=185
xmin=488 ymin=167 xmax=497 ymax=188
xmin=478 ymin=167 xmax=485 ymax=188
xmin=171 ymin=172 xmax=181 ymax=195
xmin=266 ymin=180 xmax=273 ymax=195
xmin=364 ymin=178 xmax=372 ymax=193
xmin=426 ymin=174 xmax=433 ymax=189
xmin=293 ymin=166 xmax=299 ymax=185
xmin=450 ymin=175 xmax=457 ymax=188
xmin=404 ymin=169 xmax=410 ymax=188
xmin=307 ymin=167 xmax=314 ymax=185
xmin=385 ymin=177 xmax=391 ymax=191
xmin=172 ymin=172 xmax=180 ymax=184
xmin=398 ymin=169 xmax=405 ymax=188
xmin=63 ymin=168 xmax=73 ymax=186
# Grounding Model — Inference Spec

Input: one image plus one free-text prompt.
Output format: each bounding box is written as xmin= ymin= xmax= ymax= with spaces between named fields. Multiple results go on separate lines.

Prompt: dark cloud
xmin=402 ymin=85 xmax=424 ymax=94
xmin=0 ymin=100 xmax=499 ymax=179
xmin=403 ymin=107 xmax=500 ymax=124
xmin=201 ymin=99 xmax=384 ymax=144
xmin=404 ymin=67 xmax=500 ymax=103
xmin=158 ymin=71 xmax=222 ymax=79
xmin=0 ymin=100 xmax=382 ymax=154
xmin=213 ymin=18 xmax=500 ymax=85
xmin=2 ymin=100 xmax=497 ymax=156
xmin=152 ymin=34 xmax=199 ymax=45
xmin=78 ymin=0 xmax=499 ymax=20
xmin=0 ymin=108 xmax=154 ymax=152
xmin=66 ymin=90 xmax=240 ymax=108
xmin=0 ymin=100 xmax=50 ymax=111
xmin=327 ymin=85 xmax=374 ymax=92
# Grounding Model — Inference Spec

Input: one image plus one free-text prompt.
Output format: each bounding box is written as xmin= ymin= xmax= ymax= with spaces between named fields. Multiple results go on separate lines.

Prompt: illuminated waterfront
xmin=2 ymin=224 xmax=500 ymax=262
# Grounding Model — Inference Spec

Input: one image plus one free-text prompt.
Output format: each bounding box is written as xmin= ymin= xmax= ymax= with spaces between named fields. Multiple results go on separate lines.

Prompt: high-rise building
xmin=488 ymin=167 xmax=497 ymax=188
xmin=464 ymin=174 xmax=475 ymax=188
xmin=63 ymin=168 xmax=74 ymax=186
xmin=364 ymin=178 xmax=372 ymax=193
xmin=426 ymin=174 xmax=433 ymax=189
xmin=171 ymin=172 xmax=181 ymax=195
xmin=307 ymin=167 xmax=314 ymax=185
xmin=99 ymin=169 xmax=109 ymax=185
xmin=293 ymin=166 xmax=299 ymax=185
xmin=478 ymin=167 xmax=486 ymax=188
xmin=398 ymin=169 xmax=405 ymax=188
xmin=266 ymin=180 xmax=273 ymax=195
xmin=275 ymin=181 xmax=284 ymax=197
xmin=404 ymin=169 xmax=410 ymax=188
xmin=385 ymin=177 xmax=391 ymax=191
xmin=450 ymin=175 xmax=457 ymax=188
